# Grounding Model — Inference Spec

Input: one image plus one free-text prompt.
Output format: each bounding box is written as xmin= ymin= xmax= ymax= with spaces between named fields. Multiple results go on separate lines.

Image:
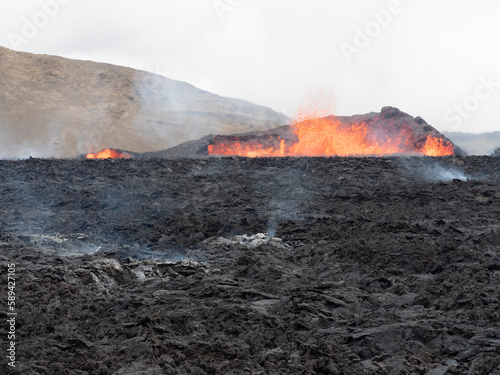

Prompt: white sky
xmin=1 ymin=0 xmax=499 ymax=133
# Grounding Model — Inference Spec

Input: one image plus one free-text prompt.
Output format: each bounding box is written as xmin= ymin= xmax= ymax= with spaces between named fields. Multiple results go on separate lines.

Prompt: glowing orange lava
xmin=86 ymin=148 xmax=131 ymax=159
xmin=420 ymin=136 xmax=455 ymax=157
xmin=208 ymin=97 xmax=455 ymax=157
xmin=208 ymin=139 xmax=286 ymax=158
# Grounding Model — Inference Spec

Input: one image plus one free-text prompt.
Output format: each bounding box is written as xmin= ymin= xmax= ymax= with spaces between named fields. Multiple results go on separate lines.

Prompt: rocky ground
xmin=1 ymin=156 xmax=500 ymax=374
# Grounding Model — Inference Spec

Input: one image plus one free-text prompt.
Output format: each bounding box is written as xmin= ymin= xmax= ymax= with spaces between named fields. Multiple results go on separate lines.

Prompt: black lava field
xmin=1 ymin=156 xmax=500 ymax=375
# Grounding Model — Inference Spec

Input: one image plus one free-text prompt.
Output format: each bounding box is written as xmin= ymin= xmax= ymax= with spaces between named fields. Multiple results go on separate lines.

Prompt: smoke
xmin=0 ymin=165 xmax=67 ymax=258
xmin=133 ymin=71 xmax=221 ymax=150
xmin=124 ymin=244 xmax=190 ymax=262
xmin=252 ymin=165 xmax=310 ymax=237
xmin=427 ymin=165 xmax=468 ymax=181
xmin=266 ymin=215 xmax=277 ymax=238
xmin=131 ymin=70 xmax=290 ymax=154
xmin=18 ymin=234 xmax=101 ymax=257
xmin=423 ymin=164 xmax=467 ymax=182
xmin=396 ymin=158 xmax=469 ymax=182
xmin=0 ymin=124 xmax=64 ymax=159
xmin=187 ymin=159 xmax=308 ymax=239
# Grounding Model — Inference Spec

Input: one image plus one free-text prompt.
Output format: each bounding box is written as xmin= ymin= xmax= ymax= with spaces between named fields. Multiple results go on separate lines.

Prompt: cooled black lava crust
xmin=1 ymin=156 xmax=500 ymax=374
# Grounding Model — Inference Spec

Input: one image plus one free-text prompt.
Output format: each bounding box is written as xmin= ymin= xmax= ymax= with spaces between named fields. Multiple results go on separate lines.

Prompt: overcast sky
xmin=1 ymin=0 xmax=499 ymax=133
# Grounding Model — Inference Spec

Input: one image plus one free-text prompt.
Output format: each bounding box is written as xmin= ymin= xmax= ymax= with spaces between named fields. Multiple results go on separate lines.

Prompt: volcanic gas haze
xmin=0 ymin=46 xmax=289 ymax=159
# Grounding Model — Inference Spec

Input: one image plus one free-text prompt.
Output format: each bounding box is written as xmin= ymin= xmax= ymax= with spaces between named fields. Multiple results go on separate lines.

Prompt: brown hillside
xmin=0 ymin=46 xmax=290 ymax=158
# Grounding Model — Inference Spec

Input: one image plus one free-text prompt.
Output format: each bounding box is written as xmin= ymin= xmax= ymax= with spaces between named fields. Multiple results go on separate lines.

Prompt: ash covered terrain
xmin=1 ymin=156 xmax=500 ymax=374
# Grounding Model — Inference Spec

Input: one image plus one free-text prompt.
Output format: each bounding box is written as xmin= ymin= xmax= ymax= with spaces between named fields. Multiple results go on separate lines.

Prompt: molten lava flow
xmin=207 ymin=117 xmax=455 ymax=158
xmin=86 ymin=148 xmax=131 ymax=159
xmin=286 ymin=118 xmax=455 ymax=157
xmin=420 ymin=136 xmax=455 ymax=157
xmin=207 ymin=95 xmax=455 ymax=157
xmin=208 ymin=138 xmax=286 ymax=157
xmin=287 ymin=117 xmax=406 ymax=156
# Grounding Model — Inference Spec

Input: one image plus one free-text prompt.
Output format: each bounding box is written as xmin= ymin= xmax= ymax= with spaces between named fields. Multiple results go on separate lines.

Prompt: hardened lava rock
xmin=0 ymin=156 xmax=499 ymax=374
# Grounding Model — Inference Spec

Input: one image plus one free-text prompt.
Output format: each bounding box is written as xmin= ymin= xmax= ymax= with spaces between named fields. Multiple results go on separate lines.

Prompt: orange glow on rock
xmin=86 ymin=148 xmax=131 ymax=159
xmin=208 ymin=97 xmax=455 ymax=158
xmin=420 ymin=136 xmax=455 ymax=157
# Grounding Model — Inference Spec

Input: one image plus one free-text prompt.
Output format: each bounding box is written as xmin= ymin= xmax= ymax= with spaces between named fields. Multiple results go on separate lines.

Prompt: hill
xmin=0 ymin=46 xmax=290 ymax=158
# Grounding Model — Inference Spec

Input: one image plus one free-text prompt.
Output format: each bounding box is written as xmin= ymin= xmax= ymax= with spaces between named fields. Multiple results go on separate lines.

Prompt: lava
xmin=287 ymin=117 xmax=454 ymax=157
xmin=208 ymin=139 xmax=286 ymax=158
xmin=86 ymin=148 xmax=131 ymax=159
xmin=208 ymin=112 xmax=455 ymax=158
xmin=420 ymin=136 xmax=455 ymax=157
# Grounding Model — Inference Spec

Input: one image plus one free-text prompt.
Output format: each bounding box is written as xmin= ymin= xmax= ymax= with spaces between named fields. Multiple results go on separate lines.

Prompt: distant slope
xmin=0 ymin=46 xmax=290 ymax=158
xmin=443 ymin=132 xmax=500 ymax=155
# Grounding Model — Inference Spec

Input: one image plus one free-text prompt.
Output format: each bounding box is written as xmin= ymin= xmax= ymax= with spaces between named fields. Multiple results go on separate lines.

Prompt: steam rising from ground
xmin=254 ymin=167 xmax=310 ymax=237
xmin=424 ymin=164 xmax=468 ymax=182
xmin=18 ymin=233 xmax=101 ymax=257
xmin=188 ymin=161 xmax=309 ymax=239
xmin=397 ymin=158 xmax=469 ymax=182
xmin=0 ymin=125 xmax=63 ymax=159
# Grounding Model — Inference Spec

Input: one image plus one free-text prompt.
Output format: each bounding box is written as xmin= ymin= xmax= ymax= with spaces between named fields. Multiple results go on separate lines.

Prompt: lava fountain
xmin=208 ymin=99 xmax=456 ymax=157
xmin=86 ymin=148 xmax=131 ymax=159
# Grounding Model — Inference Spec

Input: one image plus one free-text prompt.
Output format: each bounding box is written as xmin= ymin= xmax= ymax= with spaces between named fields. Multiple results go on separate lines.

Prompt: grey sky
xmin=1 ymin=0 xmax=499 ymax=133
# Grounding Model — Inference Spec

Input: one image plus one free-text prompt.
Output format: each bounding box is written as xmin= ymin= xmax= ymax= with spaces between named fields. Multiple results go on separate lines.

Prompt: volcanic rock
xmin=1 ymin=156 xmax=500 ymax=374
xmin=149 ymin=106 xmax=466 ymax=158
xmin=493 ymin=147 xmax=500 ymax=156
xmin=0 ymin=46 xmax=289 ymax=158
